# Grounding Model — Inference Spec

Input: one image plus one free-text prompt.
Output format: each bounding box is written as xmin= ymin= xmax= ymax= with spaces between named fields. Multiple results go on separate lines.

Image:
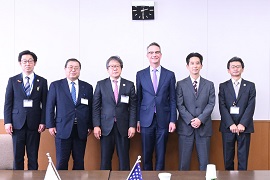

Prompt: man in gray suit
xmin=176 ymin=52 xmax=215 ymax=170
xmin=93 ymin=56 xmax=137 ymax=170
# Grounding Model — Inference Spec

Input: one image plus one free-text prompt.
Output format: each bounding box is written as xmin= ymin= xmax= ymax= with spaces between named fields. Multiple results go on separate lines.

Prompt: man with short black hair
xmin=219 ymin=57 xmax=256 ymax=170
xmin=4 ymin=50 xmax=48 ymax=170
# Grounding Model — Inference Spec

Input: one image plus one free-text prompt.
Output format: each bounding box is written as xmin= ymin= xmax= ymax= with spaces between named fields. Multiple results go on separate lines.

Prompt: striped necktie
xmin=193 ymin=80 xmax=198 ymax=95
xmin=25 ymin=77 xmax=31 ymax=96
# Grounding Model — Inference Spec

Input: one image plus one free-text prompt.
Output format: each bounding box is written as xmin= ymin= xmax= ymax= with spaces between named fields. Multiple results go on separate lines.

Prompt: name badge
xmin=81 ymin=98 xmax=88 ymax=105
xmin=23 ymin=99 xmax=33 ymax=107
xmin=230 ymin=106 xmax=239 ymax=114
xmin=121 ymin=95 xmax=129 ymax=103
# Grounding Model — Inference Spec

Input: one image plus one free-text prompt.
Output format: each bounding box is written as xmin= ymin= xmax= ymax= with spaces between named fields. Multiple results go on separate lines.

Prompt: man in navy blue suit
xmin=93 ymin=56 xmax=137 ymax=170
xmin=46 ymin=58 xmax=93 ymax=170
xmin=4 ymin=50 xmax=48 ymax=170
xmin=136 ymin=42 xmax=177 ymax=170
xmin=219 ymin=57 xmax=256 ymax=170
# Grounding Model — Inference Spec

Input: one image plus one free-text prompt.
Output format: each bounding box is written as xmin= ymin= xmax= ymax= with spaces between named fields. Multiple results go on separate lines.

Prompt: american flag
xmin=128 ymin=162 xmax=143 ymax=180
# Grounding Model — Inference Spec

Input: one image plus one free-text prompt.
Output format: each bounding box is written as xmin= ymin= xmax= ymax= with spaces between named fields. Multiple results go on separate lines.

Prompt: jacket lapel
xmin=143 ymin=67 xmax=155 ymax=93
xmin=226 ymin=80 xmax=236 ymax=99
xmin=62 ymin=79 xmax=74 ymax=104
xmin=156 ymin=67 xmax=167 ymax=94
xmin=185 ymin=77 xmax=197 ymax=98
xmin=105 ymin=78 xmax=116 ymax=103
xmin=237 ymin=79 xmax=248 ymax=100
xmin=197 ymin=77 xmax=206 ymax=97
xmin=16 ymin=74 xmax=27 ymax=97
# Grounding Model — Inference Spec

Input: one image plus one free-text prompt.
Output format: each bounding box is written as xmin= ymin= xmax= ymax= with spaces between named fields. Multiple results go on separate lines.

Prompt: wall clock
xmin=132 ymin=1 xmax=154 ymax=20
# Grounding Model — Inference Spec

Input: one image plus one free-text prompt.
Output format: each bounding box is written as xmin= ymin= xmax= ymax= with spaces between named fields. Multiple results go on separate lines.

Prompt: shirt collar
xmin=231 ymin=78 xmax=242 ymax=85
xmin=22 ymin=72 xmax=34 ymax=80
xmin=110 ymin=77 xmax=121 ymax=83
xmin=190 ymin=76 xmax=201 ymax=84
xmin=67 ymin=78 xmax=79 ymax=85
xmin=150 ymin=65 xmax=161 ymax=72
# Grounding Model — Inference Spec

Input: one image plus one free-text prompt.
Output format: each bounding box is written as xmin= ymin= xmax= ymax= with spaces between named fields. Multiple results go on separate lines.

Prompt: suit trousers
xmin=12 ymin=123 xmax=40 ymax=170
xmin=141 ymin=114 xmax=169 ymax=170
xmin=222 ymin=132 xmax=251 ymax=170
xmin=100 ymin=122 xmax=130 ymax=170
xmin=55 ymin=124 xmax=87 ymax=170
xmin=178 ymin=130 xmax=210 ymax=171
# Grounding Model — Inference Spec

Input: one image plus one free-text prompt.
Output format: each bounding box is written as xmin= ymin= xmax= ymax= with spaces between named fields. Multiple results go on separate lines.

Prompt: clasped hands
xmin=230 ymin=124 xmax=245 ymax=135
xmin=191 ymin=118 xmax=201 ymax=129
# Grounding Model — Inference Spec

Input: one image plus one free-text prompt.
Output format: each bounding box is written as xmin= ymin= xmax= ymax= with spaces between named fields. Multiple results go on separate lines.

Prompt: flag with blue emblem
xmin=127 ymin=156 xmax=143 ymax=180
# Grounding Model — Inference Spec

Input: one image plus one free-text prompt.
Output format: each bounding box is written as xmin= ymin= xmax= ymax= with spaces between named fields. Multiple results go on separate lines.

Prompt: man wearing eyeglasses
xmin=4 ymin=50 xmax=48 ymax=170
xmin=93 ymin=56 xmax=137 ymax=170
xmin=136 ymin=42 xmax=177 ymax=170
xmin=219 ymin=57 xmax=256 ymax=170
xmin=46 ymin=58 xmax=93 ymax=170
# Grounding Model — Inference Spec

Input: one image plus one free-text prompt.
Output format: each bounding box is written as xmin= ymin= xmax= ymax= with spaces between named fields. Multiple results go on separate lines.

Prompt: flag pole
xmin=126 ymin=155 xmax=141 ymax=180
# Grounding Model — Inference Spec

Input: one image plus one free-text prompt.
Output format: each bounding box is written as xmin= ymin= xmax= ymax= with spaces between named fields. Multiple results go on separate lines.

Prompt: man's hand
xmin=136 ymin=121 xmax=141 ymax=133
xmin=168 ymin=122 xmax=176 ymax=132
xmin=38 ymin=124 xmax=46 ymax=133
xmin=229 ymin=124 xmax=239 ymax=135
xmin=94 ymin=127 xmax=102 ymax=139
xmin=5 ymin=124 xmax=13 ymax=135
xmin=237 ymin=124 xmax=245 ymax=134
xmin=49 ymin=127 xmax=57 ymax=137
xmin=191 ymin=118 xmax=202 ymax=129
xmin=128 ymin=127 xmax=136 ymax=138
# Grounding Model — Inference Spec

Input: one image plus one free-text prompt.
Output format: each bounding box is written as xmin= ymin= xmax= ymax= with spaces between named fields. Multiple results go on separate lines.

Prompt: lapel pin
xmin=37 ymin=86 xmax=40 ymax=91
xmin=243 ymin=84 xmax=246 ymax=86
xmin=123 ymin=84 xmax=126 ymax=86
xmin=17 ymin=80 xmax=22 ymax=83
xmin=37 ymin=79 xmax=39 ymax=82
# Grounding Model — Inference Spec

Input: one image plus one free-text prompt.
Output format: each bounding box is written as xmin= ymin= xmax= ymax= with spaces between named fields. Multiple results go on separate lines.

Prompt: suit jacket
xmin=92 ymin=78 xmax=137 ymax=137
xmin=46 ymin=78 xmax=93 ymax=140
xmin=136 ymin=66 xmax=177 ymax=128
xmin=219 ymin=79 xmax=256 ymax=133
xmin=4 ymin=73 xmax=48 ymax=130
xmin=176 ymin=77 xmax=215 ymax=137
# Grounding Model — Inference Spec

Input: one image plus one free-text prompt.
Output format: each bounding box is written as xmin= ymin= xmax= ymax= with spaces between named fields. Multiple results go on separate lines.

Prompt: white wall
xmin=0 ymin=0 xmax=269 ymax=119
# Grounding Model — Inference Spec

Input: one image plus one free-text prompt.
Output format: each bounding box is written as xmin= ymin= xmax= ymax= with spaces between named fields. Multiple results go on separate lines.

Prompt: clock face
xmin=132 ymin=6 xmax=154 ymax=20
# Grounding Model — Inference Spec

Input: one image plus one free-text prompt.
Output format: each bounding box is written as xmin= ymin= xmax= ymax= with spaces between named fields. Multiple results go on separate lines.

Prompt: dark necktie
xmin=25 ymin=76 xmax=31 ymax=96
xmin=113 ymin=80 xmax=118 ymax=103
xmin=71 ymin=82 xmax=77 ymax=105
xmin=193 ymin=80 xmax=198 ymax=95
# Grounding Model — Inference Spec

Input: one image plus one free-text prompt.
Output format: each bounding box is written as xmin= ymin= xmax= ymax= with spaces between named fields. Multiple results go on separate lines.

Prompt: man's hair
xmin=18 ymin=50 xmax=37 ymax=62
xmin=186 ymin=52 xmax=203 ymax=65
xmin=147 ymin=42 xmax=161 ymax=51
xmin=227 ymin=57 xmax=245 ymax=69
xmin=106 ymin=56 xmax=123 ymax=69
xmin=65 ymin=58 xmax=81 ymax=69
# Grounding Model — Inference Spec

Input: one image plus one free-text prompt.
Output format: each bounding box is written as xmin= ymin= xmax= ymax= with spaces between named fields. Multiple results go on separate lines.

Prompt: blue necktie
xmin=25 ymin=77 xmax=31 ymax=96
xmin=71 ymin=82 xmax=76 ymax=105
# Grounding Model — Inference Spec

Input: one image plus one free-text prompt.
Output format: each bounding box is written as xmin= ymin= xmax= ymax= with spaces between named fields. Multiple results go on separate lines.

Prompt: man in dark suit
xmin=46 ymin=58 xmax=93 ymax=170
xmin=136 ymin=42 xmax=177 ymax=170
xmin=219 ymin=57 xmax=256 ymax=170
xmin=176 ymin=52 xmax=215 ymax=171
xmin=93 ymin=56 xmax=136 ymax=170
xmin=4 ymin=50 xmax=48 ymax=170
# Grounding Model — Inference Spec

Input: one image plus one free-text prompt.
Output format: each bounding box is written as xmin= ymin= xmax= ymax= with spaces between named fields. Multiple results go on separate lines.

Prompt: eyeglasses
xmin=67 ymin=66 xmax=80 ymax=71
xmin=230 ymin=65 xmax=242 ymax=69
xmin=148 ymin=51 xmax=161 ymax=55
xmin=21 ymin=59 xmax=34 ymax=64
xmin=108 ymin=65 xmax=121 ymax=69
